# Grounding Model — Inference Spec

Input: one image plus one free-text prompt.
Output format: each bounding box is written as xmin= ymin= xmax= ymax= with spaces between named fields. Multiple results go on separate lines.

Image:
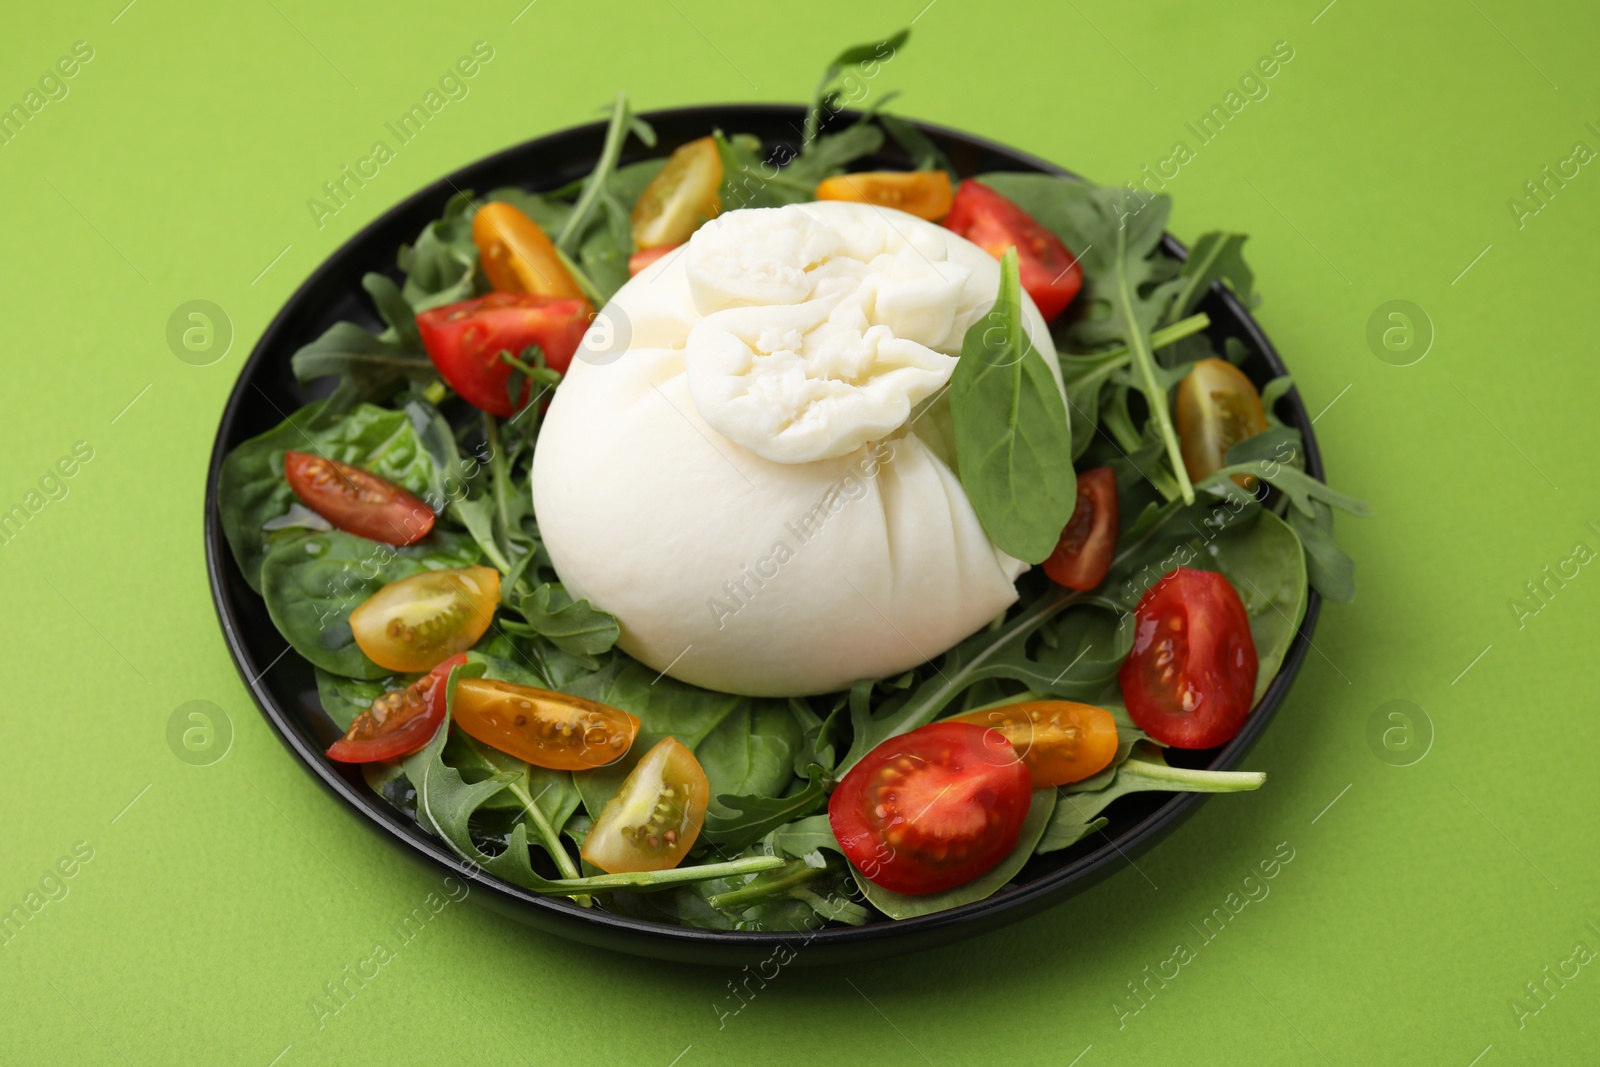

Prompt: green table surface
xmin=4 ymin=0 xmax=1597 ymax=1063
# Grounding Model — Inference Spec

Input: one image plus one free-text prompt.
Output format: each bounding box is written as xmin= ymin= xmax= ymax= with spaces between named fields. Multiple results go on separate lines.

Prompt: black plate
xmin=204 ymin=104 xmax=1322 ymax=967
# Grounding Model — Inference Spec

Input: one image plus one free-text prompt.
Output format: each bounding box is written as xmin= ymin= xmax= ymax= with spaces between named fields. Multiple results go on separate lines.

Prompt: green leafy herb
xmin=259 ymin=528 xmax=478 ymax=679
xmin=517 ymin=583 xmax=620 ymax=657
xmin=804 ymin=28 xmax=909 ymax=146
xmin=949 ymin=249 xmax=1077 ymax=563
xmin=702 ymin=766 xmax=828 ymax=852
xmin=1037 ymin=749 xmax=1265 ymax=854
xmin=852 ymin=788 xmax=1056 ymax=919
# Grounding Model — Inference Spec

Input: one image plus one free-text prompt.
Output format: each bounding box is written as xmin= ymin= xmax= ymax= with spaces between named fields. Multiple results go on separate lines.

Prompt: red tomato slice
xmin=283 ymin=451 xmax=434 ymax=546
xmin=627 ymin=244 xmax=679 ymax=277
xmin=416 ymin=292 xmax=591 ymax=416
xmin=1119 ymin=568 xmax=1258 ymax=749
xmin=943 ymin=179 xmax=1083 ymax=322
xmin=1042 ymin=466 xmax=1119 ymax=591
xmin=829 ymin=722 xmax=1032 ymax=895
xmin=325 ymin=653 xmax=466 ymax=763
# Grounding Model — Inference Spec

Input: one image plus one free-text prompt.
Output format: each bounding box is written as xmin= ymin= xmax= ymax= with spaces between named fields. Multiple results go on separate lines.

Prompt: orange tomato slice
xmin=631 ymin=137 xmax=722 ymax=250
xmin=815 ymin=170 xmax=954 ymax=221
xmin=947 ymin=701 xmax=1120 ymax=788
xmin=472 ymin=201 xmax=585 ymax=300
xmin=451 ymin=677 xmax=639 ymax=770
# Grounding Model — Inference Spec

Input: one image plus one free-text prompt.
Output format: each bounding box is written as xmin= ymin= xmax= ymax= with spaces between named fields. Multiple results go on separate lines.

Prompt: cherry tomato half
xmin=325 ymin=653 xmax=466 ymax=763
xmin=349 ymin=566 xmax=501 ymax=673
xmin=452 ymin=677 xmax=640 ymax=770
xmin=1042 ymin=466 xmax=1119 ymax=591
xmin=1174 ymin=358 xmax=1268 ymax=486
xmin=627 ymin=244 xmax=679 ymax=277
xmin=943 ymin=179 xmax=1083 ymax=322
xmin=1119 ymin=568 xmax=1258 ymax=749
xmin=417 ymin=292 xmax=590 ymax=416
xmin=829 ymin=722 xmax=1032 ymax=895
xmin=581 ymin=737 xmax=709 ymax=873
xmin=472 ymin=201 xmax=585 ymax=300
xmin=947 ymin=701 xmax=1119 ymax=788
xmin=283 ymin=451 xmax=434 ymax=546
xmin=815 ymin=170 xmax=954 ymax=221
xmin=631 ymin=136 xmax=722 ymax=250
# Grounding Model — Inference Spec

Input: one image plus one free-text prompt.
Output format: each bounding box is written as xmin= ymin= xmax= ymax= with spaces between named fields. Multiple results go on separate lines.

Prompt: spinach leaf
xmin=949 ymin=249 xmax=1076 ymax=563
xmin=975 ymin=172 xmax=1192 ymax=501
xmin=259 ymin=529 xmax=478 ymax=679
xmin=402 ymin=663 xmax=785 ymax=896
xmin=852 ymin=789 xmax=1056 ymax=920
xmin=217 ymin=400 xmax=445 ymax=592
xmin=516 ymin=583 xmax=620 ymax=657
xmin=702 ymin=766 xmax=827 ymax=852
xmin=314 ymin=668 xmax=413 ymax=730
xmin=1193 ymin=509 xmax=1308 ymax=703
xmin=566 ymin=663 xmax=748 ymax=819
xmin=697 ymin=700 xmax=802 ymax=806
xmin=1037 ymin=749 xmax=1265 ymax=854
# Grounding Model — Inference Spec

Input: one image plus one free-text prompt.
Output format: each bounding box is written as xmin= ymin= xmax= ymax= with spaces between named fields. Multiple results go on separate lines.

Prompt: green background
xmin=3 ymin=0 xmax=1596 ymax=1063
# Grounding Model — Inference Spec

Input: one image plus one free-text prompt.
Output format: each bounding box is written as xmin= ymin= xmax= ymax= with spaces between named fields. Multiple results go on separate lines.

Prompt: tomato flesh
xmin=283 ymin=451 xmax=434 ymax=546
xmin=829 ymin=722 xmax=1031 ymax=895
xmin=452 ymin=677 xmax=639 ymax=770
xmin=1175 ymin=358 xmax=1268 ymax=484
xmin=815 ymin=170 xmax=954 ymax=220
xmin=472 ymin=201 xmax=585 ymax=300
xmin=627 ymin=244 xmax=679 ymax=277
xmin=948 ymin=701 xmax=1119 ymax=788
xmin=943 ymin=179 xmax=1083 ymax=322
xmin=582 ymin=738 xmax=709 ymax=873
xmin=1119 ymin=568 xmax=1258 ymax=749
xmin=417 ymin=292 xmax=591 ymax=416
xmin=349 ymin=565 xmax=500 ymax=673
xmin=326 ymin=654 xmax=465 ymax=763
xmin=1043 ymin=466 xmax=1119 ymax=590
xmin=631 ymin=136 xmax=722 ymax=249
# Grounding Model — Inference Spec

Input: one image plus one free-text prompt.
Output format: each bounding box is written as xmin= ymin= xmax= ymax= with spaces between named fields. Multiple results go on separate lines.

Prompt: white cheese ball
xmin=531 ymin=201 xmax=1061 ymax=697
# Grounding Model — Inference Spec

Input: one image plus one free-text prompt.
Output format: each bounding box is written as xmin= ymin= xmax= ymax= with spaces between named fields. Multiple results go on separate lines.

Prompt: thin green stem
xmin=1118 ymin=759 xmax=1265 ymax=792
xmin=1115 ymin=247 xmax=1195 ymax=504
xmin=554 ymin=244 xmax=607 ymax=307
xmin=421 ymin=379 xmax=448 ymax=406
xmin=504 ymin=777 xmax=589 ymax=906
xmin=1075 ymin=312 xmax=1211 ymax=369
xmin=542 ymin=855 xmax=786 ymax=893
xmin=706 ymin=861 xmax=824 ymax=911
xmin=557 ymin=91 xmax=631 ymax=253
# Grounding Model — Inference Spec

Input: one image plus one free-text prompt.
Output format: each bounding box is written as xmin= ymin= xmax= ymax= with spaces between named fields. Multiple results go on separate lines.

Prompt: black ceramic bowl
xmin=205 ymin=104 xmax=1322 ymax=967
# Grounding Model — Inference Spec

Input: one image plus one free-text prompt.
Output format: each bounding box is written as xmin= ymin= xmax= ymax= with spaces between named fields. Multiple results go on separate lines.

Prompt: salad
xmin=219 ymin=29 xmax=1366 ymax=932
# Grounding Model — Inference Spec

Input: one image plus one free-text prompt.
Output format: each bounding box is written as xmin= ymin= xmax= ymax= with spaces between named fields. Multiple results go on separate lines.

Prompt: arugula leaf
xmin=289 ymin=275 xmax=436 ymax=409
xmin=1289 ymin=500 xmax=1357 ymax=603
xmin=609 ymin=848 xmax=868 ymax=931
xmin=1037 ymin=749 xmax=1265 ymax=854
xmin=701 ymin=766 xmax=827 ymax=852
xmin=259 ymin=528 xmax=479 ymax=679
xmin=875 ymin=112 xmax=953 ymax=173
xmin=949 ymin=249 xmax=1077 ymax=563
xmin=556 ymin=92 xmax=655 ymax=254
xmin=851 ymin=788 xmax=1056 ymax=919
xmin=1165 ymin=232 xmax=1257 ymax=324
xmin=402 ymin=664 xmax=784 ymax=897
xmin=781 ymin=120 xmax=886 ymax=188
xmin=398 ymin=190 xmax=480 ymax=310
xmin=804 ymin=28 xmax=910 ymax=146
xmin=838 ymin=588 xmax=1077 ymax=775
xmin=516 ymin=583 xmax=620 ymax=657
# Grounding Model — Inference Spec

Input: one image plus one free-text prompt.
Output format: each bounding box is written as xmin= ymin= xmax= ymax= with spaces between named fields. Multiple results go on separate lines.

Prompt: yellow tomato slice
xmin=815 ymin=170 xmax=954 ymax=221
xmin=1174 ymin=358 xmax=1269 ymax=485
xmin=349 ymin=566 xmax=500 ymax=673
xmin=452 ymin=677 xmax=639 ymax=770
xmin=472 ymin=202 xmax=585 ymax=300
xmin=631 ymin=137 xmax=722 ymax=250
xmin=581 ymin=737 xmax=708 ymax=873
xmin=948 ymin=701 xmax=1120 ymax=788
